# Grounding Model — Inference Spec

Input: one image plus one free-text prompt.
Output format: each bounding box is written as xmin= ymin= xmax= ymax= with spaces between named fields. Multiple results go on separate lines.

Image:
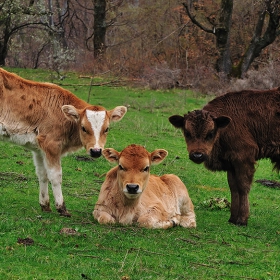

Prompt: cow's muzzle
xmin=126 ymin=184 xmax=139 ymax=194
xmin=189 ymin=152 xmax=206 ymax=164
xmin=90 ymin=148 xmax=102 ymax=158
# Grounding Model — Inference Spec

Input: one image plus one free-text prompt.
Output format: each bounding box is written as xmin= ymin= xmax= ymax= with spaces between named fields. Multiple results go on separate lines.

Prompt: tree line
xmin=1 ymin=0 xmax=279 ymax=89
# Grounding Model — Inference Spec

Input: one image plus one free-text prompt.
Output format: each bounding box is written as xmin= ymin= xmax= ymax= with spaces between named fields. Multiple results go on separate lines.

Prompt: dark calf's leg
xmin=227 ymin=170 xmax=239 ymax=224
xmin=228 ymin=162 xmax=254 ymax=226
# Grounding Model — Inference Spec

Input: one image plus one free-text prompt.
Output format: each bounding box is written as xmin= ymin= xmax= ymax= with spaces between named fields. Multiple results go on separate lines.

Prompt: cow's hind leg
xmin=33 ymin=151 xmax=52 ymax=212
xmin=178 ymin=195 xmax=196 ymax=228
xmin=137 ymin=214 xmax=175 ymax=229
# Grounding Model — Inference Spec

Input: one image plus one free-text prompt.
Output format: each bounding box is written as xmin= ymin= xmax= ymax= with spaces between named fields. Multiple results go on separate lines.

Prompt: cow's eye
xmin=206 ymin=130 xmax=215 ymax=140
xmin=82 ymin=126 xmax=87 ymax=133
xmin=104 ymin=127 xmax=109 ymax=133
xmin=119 ymin=165 xmax=124 ymax=171
xmin=143 ymin=166 xmax=149 ymax=172
xmin=184 ymin=130 xmax=191 ymax=139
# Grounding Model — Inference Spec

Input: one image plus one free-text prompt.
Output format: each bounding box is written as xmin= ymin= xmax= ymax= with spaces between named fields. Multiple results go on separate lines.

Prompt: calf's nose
xmin=90 ymin=148 xmax=102 ymax=158
xmin=190 ymin=152 xmax=206 ymax=163
xmin=126 ymin=184 xmax=139 ymax=194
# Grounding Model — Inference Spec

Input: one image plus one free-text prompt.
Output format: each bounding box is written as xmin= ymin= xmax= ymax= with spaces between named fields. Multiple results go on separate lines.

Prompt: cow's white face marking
xmin=86 ymin=110 xmax=106 ymax=148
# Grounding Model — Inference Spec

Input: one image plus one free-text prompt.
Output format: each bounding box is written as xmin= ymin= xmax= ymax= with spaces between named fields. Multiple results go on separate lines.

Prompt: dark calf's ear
xmin=169 ymin=115 xmax=184 ymax=128
xmin=214 ymin=116 xmax=231 ymax=128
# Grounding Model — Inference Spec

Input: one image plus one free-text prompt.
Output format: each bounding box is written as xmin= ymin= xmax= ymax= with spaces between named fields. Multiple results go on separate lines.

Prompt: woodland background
xmin=1 ymin=0 xmax=280 ymax=94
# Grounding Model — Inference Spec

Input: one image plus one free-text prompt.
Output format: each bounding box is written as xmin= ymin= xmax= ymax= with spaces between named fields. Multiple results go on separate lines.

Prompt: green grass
xmin=0 ymin=68 xmax=280 ymax=280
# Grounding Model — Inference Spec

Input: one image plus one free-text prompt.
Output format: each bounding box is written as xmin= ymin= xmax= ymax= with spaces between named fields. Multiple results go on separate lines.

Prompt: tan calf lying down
xmin=93 ymin=144 xmax=196 ymax=229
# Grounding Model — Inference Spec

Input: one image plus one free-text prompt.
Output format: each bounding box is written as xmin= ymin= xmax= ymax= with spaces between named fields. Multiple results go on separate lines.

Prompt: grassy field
xmin=0 ymin=68 xmax=279 ymax=280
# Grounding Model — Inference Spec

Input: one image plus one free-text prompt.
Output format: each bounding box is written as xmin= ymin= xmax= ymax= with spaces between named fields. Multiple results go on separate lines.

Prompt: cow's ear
xmin=102 ymin=148 xmax=120 ymax=163
xmin=169 ymin=115 xmax=184 ymax=128
xmin=150 ymin=149 xmax=168 ymax=165
xmin=62 ymin=105 xmax=80 ymax=122
xmin=214 ymin=116 xmax=231 ymax=128
xmin=109 ymin=106 xmax=127 ymax=122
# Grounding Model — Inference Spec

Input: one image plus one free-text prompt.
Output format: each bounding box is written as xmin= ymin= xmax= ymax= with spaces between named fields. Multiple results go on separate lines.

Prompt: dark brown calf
xmin=169 ymin=87 xmax=280 ymax=226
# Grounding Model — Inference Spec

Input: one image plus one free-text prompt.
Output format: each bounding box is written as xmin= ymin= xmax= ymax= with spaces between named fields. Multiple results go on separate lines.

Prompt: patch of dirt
xmin=201 ymin=197 xmax=231 ymax=210
xmin=17 ymin=237 xmax=34 ymax=246
xmin=75 ymin=155 xmax=94 ymax=162
xmin=256 ymin=179 xmax=280 ymax=189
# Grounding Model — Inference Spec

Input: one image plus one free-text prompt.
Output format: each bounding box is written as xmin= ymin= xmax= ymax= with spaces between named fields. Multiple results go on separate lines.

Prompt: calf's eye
xmin=143 ymin=166 xmax=149 ymax=172
xmin=119 ymin=165 xmax=124 ymax=171
xmin=184 ymin=131 xmax=191 ymax=139
xmin=82 ymin=126 xmax=87 ymax=133
xmin=206 ymin=130 xmax=215 ymax=140
xmin=104 ymin=127 xmax=109 ymax=133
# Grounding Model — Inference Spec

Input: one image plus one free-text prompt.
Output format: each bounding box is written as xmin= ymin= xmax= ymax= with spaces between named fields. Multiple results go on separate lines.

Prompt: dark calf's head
xmin=169 ymin=110 xmax=231 ymax=164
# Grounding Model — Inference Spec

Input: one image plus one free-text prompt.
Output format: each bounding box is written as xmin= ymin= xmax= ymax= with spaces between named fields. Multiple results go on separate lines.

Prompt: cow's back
xmin=0 ymin=68 xmax=88 ymax=135
xmin=204 ymin=88 xmax=280 ymax=160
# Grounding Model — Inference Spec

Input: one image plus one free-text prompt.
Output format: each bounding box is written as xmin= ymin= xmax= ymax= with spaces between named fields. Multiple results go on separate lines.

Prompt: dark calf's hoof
xmin=228 ymin=218 xmax=247 ymax=226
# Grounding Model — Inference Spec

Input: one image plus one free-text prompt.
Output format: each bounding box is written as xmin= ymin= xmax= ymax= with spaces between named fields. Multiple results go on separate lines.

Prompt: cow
xmin=0 ymin=68 xmax=127 ymax=216
xmin=93 ymin=144 xmax=196 ymax=229
xmin=169 ymin=87 xmax=280 ymax=226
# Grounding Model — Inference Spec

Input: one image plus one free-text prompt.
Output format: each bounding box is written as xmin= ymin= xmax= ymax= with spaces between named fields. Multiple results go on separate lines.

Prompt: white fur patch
xmin=86 ymin=110 xmax=106 ymax=148
xmin=0 ymin=123 xmax=38 ymax=149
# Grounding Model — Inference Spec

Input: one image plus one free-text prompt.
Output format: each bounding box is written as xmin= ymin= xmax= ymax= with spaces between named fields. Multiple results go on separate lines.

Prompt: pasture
xmin=0 ymin=68 xmax=279 ymax=280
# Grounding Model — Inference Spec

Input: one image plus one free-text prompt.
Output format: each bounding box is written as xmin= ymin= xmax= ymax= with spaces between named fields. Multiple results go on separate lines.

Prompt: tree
xmin=0 ymin=0 xmax=49 ymax=66
xmin=183 ymin=0 xmax=280 ymax=78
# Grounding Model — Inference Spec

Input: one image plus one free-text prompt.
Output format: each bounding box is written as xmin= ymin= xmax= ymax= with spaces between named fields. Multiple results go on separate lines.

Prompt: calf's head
xmin=169 ymin=110 xmax=230 ymax=164
xmin=62 ymin=105 xmax=127 ymax=158
xmin=103 ymin=144 xmax=168 ymax=199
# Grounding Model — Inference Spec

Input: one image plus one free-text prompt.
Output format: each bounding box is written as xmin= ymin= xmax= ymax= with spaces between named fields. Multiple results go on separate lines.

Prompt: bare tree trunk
xmin=215 ymin=0 xmax=233 ymax=75
xmin=93 ymin=0 xmax=107 ymax=59
xmin=240 ymin=2 xmax=280 ymax=78
xmin=183 ymin=0 xmax=280 ymax=78
xmin=183 ymin=0 xmax=233 ymax=76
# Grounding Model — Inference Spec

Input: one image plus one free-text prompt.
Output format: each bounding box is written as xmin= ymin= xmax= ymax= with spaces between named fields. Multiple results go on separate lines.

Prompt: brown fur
xmin=0 ymin=68 xmax=127 ymax=216
xmin=169 ymin=87 xmax=280 ymax=226
xmin=93 ymin=144 xmax=196 ymax=229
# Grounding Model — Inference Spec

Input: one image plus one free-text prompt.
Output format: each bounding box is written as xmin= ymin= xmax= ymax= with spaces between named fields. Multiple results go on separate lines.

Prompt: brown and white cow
xmin=0 ymin=68 xmax=127 ymax=216
xmin=169 ymin=87 xmax=280 ymax=226
xmin=93 ymin=144 xmax=196 ymax=229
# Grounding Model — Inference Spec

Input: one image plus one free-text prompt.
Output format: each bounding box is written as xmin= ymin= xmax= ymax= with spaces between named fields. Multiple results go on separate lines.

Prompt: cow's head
xmin=62 ymin=105 xmax=127 ymax=158
xmin=169 ymin=110 xmax=231 ymax=164
xmin=103 ymin=144 xmax=168 ymax=199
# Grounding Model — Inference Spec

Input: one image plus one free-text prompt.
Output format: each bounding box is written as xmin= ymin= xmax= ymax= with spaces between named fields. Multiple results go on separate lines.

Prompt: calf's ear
xmin=62 ymin=105 xmax=80 ymax=122
xmin=151 ymin=149 xmax=168 ymax=165
xmin=102 ymin=148 xmax=120 ymax=163
xmin=214 ymin=116 xmax=231 ymax=128
xmin=109 ymin=106 xmax=127 ymax=122
xmin=169 ymin=115 xmax=184 ymax=128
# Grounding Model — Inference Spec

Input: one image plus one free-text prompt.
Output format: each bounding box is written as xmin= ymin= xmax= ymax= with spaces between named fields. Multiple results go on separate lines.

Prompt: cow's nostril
xmin=193 ymin=153 xmax=203 ymax=159
xmin=90 ymin=148 xmax=102 ymax=158
xmin=126 ymin=184 xmax=139 ymax=194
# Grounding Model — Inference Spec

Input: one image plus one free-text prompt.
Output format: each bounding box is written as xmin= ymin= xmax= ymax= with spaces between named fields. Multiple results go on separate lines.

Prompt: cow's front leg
xmin=93 ymin=209 xmax=116 ymax=224
xmin=42 ymin=152 xmax=71 ymax=217
xmin=32 ymin=151 xmax=51 ymax=212
xmin=228 ymin=162 xmax=254 ymax=226
xmin=47 ymin=163 xmax=70 ymax=217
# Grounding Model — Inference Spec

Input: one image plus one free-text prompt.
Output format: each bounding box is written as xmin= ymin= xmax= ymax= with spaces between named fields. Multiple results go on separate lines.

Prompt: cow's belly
xmin=0 ymin=124 xmax=38 ymax=150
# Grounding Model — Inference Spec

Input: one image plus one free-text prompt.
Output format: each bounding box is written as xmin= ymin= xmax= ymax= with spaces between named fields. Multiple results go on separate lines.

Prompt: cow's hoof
xmin=57 ymin=203 xmax=71 ymax=217
xmin=40 ymin=203 xmax=52 ymax=212
xmin=228 ymin=218 xmax=247 ymax=226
